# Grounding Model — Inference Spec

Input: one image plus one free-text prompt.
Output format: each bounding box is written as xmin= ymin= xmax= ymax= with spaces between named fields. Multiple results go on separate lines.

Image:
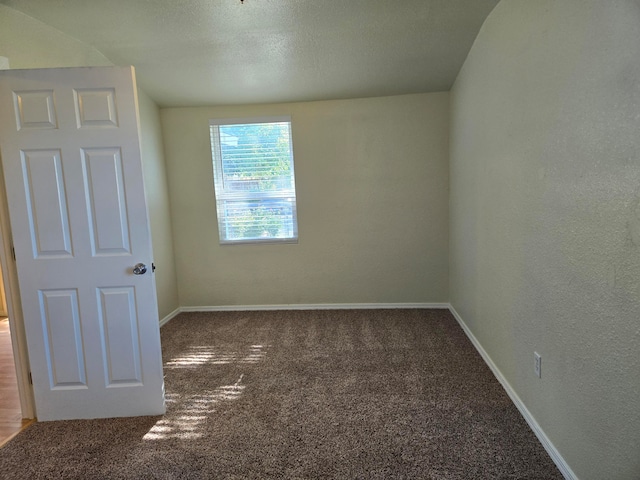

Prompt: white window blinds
xmin=209 ymin=116 xmax=298 ymax=244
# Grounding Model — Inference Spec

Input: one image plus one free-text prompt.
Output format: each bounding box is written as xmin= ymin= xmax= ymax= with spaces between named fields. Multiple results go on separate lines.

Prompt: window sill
xmin=219 ymin=238 xmax=298 ymax=246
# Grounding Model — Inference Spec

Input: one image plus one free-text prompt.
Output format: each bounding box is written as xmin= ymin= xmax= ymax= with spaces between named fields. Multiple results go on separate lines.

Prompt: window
xmin=209 ymin=116 xmax=298 ymax=244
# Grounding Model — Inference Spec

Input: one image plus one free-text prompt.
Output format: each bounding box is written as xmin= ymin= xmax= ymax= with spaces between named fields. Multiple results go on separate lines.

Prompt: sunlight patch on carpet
xmin=143 ymin=375 xmax=246 ymax=441
xmin=144 ymin=343 xmax=269 ymax=440
xmin=165 ymin=345 xmax=268 ymax=368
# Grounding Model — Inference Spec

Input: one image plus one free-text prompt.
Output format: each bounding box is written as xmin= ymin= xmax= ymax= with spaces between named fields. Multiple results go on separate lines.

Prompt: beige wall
xmin=0 ymin=5 xmax=111 ymax=68
xmin=161 ymin=93 xmax=449 ymax=307
xmin=450 ymin=1 xmax=640 ymax=479
xmin=138 ymin=90 xmax=180 ymax=319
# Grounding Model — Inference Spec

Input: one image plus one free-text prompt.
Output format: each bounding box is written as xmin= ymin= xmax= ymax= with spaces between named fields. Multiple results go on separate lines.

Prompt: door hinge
xmin=28 ymin=371 xmax=33 ymax=385
xmin=11 ymin=246 xmax=15 ymax=261
xmin=152 ymin=263 xmax=156 ymax=272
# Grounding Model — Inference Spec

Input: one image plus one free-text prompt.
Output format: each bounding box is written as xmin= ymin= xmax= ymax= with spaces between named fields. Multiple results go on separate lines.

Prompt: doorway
xmin=0 ymin=265 xmax=32 ymax=446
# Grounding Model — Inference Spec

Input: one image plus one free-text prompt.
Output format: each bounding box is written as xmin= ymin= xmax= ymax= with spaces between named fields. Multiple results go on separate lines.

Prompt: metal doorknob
xmin=133 ymin=263 xmax=147 ymax=275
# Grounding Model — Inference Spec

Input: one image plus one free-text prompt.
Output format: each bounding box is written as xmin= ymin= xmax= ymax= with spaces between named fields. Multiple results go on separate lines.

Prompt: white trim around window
xmin=209 ymin=115 xmax=298 ymax=245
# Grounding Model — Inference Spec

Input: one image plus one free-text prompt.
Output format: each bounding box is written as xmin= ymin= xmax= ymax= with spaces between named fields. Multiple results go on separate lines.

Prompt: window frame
xmin=209 ymin=115 xmax=299 ymax=245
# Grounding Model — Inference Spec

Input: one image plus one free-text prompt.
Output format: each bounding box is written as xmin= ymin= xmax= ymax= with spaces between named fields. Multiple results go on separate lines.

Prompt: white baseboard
xmin=179 ymin=302 xmax=450 ymax=312
xmin=447 ymin=305 xmax=577 ymax=480
xmin=159 ymin=307 xmax=181 ymax=327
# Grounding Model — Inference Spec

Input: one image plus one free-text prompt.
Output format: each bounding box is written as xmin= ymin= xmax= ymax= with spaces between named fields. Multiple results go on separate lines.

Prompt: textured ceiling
xmin=1 ymin=0 xmax=499 ymax=107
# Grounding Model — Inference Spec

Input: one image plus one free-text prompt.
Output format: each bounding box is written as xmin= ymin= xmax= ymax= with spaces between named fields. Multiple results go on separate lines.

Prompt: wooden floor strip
xmin=0 ymin=317 xmax=30 ymax=447
xmin=0 ymin=419 xmax=34 ymax=448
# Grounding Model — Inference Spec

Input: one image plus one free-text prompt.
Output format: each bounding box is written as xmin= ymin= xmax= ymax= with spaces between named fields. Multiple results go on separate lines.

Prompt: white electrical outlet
xmin=534 ymin=352 xmax=542 ymax=378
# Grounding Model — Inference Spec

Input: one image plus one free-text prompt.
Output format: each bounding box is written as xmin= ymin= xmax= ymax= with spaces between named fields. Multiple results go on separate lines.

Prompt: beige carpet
xmin=0 ymin=309 xmax=562 ymax=479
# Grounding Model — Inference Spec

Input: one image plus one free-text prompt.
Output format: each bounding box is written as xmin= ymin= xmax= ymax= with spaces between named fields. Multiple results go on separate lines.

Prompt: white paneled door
xmin=0 ymin=67 xmax=165 ymax=421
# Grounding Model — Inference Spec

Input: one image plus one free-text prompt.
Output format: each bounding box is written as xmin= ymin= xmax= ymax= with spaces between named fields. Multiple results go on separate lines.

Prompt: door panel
xmin=13 ymin=90 xmax=58 ymax=130
xmin=0 ymin=66 xmax=165 ymax=421
xmin=97 ymin=286 xmax=142 ymax=386
xmin=21 ymin=148 xmax=73 ymax=257
xmin=74 ymin=88 xmax=118 ymax=128
xmin=81 ymin=147 xmax=131 ymax=255
xmin=39 ymin=288 xmax=86 ymax=388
